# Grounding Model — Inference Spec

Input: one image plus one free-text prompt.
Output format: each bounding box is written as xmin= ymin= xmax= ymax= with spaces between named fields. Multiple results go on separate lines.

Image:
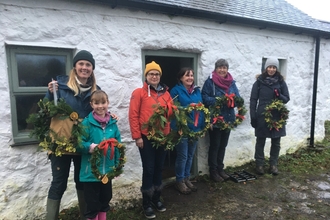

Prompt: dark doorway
xmin=145 ymin=55 xmax=194 ymax=179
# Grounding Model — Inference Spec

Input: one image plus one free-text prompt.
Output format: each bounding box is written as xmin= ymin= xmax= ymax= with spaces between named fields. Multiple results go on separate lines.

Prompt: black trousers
xmin=208 ymin=128 xmax=231 ymax=171
xmin=83 ymin=181 xmax=112 ymax=218
xmin=254 ymin=137 xmax=281 ymax=166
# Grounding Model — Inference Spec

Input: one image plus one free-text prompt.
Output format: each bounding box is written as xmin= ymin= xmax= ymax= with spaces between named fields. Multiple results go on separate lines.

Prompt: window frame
xmin=6 ymin=45 xmax=73 ymax=145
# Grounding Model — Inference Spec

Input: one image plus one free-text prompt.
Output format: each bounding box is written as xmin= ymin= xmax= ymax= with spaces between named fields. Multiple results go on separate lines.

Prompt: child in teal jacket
xmin=79 ymin=90 xmax=121 ymax=220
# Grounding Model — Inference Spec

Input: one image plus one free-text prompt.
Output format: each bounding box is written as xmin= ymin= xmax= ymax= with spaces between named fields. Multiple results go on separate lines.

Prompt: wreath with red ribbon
xmin=143 ymin=99 xmax=181 ymax=150
xmin=263 ymin=99 xmax=289 ymax=131
xmin=182 ymin=102 xmax=210 ymax=140
xmin=90 ymin=138 xmax=126 ymax=184
xmin=210 ymin=94 xmax=247 ymax=130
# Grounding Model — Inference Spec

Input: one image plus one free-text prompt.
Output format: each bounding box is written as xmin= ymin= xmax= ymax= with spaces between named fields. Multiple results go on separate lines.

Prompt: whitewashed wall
xmin=1 ymin=0 xmax=330 ymax=219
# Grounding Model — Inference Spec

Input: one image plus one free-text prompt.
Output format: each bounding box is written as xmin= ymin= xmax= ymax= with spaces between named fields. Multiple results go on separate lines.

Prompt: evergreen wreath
xmin=210 ymin=94 xmax=247 ymax=130
xmin=90 ymin=138 xmax=126 ymax=184
xmin=143 ymin=100 xmax=182 ymax=151
xmin=183 ymin=102 xmax=210 ymax=140
xmin=26 ymin=98 xmax=84 ymax=156
xmin=263 ymin=99 xmax=289 ymax=131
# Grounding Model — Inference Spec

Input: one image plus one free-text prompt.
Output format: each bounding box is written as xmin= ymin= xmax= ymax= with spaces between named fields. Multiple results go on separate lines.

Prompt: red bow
xmin=98 ymin=138 xmax=118 ymax=160
xmin=236 ymin=114 xmax=245 ymax=120
xmin=161 ymin=100 xmax=177 ymax=118
xmin=213 ymin=116 xmax=224 ymax=124
xmin=189 ymin=103 xmax=202 ymax=127
xmin=225 ymin=93 xmax=235 ymax=108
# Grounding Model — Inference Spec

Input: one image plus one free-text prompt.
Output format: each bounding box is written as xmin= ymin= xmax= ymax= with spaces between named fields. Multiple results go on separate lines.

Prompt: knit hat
xmin=264 ymin=57 xmax=279 ymax=69
xmin=73 ymin=50 xmax=95 ymax=70
xmin=144 ymin=61 xmax=162 ymax=76
xmin=214 ymin=59 xmax=229 ymax=70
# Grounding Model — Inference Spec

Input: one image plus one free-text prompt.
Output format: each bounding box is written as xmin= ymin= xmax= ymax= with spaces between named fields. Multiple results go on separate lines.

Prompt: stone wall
xmin=0 ymin=0 xmax=330 ymax=218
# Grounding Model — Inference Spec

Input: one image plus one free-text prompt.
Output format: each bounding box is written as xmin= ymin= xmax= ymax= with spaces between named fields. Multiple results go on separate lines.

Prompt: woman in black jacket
xmin=250 ymin=57 xmax=290 ymax=175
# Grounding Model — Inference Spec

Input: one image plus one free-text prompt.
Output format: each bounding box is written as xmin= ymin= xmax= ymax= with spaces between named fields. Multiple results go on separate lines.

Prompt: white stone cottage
xmin=1 ymin=0 xmax=330 ymax=219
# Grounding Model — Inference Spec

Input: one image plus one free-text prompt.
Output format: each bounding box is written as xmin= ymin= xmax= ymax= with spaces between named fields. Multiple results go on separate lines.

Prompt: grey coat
xmin=250 ymin=75 xmax=290 ymax=138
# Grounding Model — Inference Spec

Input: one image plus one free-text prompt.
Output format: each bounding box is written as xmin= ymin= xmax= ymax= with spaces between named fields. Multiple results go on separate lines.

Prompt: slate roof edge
xmin=89 ymin=0 xmax=330 ymax=39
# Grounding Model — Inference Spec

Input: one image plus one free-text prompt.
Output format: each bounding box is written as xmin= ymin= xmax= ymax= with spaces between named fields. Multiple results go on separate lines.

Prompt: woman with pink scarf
xmin=201 ymin=59 xmax=241 ymax=182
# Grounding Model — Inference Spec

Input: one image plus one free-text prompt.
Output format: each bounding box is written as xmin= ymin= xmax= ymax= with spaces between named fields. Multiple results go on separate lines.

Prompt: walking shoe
xmin=144 ymin=206 xmax=156 ymax=219
xmin=255 ymin=166 xmax=264 ymax=175
xmin=210 ymin=170 xmax=224 ymax=182
xmin=218 ymin=170 xmax=230 ymax=181
xmin=151 ymin=200 xmax=166 ymax=212
xmin=269 ymin=165 xmax=279 ymax=175
xmin=184 ymin=178 xmax=198 ymax=192
xmin=175 ymin=180 xmax=191 ymax=194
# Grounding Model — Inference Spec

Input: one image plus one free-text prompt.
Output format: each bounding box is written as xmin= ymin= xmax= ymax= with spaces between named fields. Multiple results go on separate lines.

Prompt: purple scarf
xmin=212 ymin=71 xmax=233 ymax=93
xmin=92 ymin=111 xmax=110 ymax=128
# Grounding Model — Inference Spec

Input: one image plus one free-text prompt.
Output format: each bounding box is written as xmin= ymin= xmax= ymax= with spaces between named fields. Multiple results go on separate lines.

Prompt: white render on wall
xmin=1 ymin=0 xmax=330 ymax=219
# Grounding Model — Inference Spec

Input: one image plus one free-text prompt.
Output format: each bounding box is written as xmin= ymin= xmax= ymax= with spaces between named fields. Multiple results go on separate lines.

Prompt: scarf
xmin=264 ymin=76 xmax=279 ymax=85
xmin=212 ymin=71 xmax=233 ymax=93
xmin=92 ymin=111 xmax=110 ymax=128
xmin=75 ymin=76 xmax=92 ymax=93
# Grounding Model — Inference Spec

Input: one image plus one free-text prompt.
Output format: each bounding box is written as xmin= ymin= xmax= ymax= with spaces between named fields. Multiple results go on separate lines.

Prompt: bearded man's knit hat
xmin=73 ymin=50 xmax=95 ymax=70
xmin=144 ymin=61 xmax=162 ymax=76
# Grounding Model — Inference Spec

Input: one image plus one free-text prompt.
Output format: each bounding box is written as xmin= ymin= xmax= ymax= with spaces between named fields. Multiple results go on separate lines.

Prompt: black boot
xmin=151 ymin=188 xmax=166 ymax=212
xmin=142 ymin=190 xmax=156 ymax=219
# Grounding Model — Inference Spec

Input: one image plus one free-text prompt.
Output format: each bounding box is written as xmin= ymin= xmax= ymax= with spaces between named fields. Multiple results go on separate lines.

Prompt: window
xmin=6 ymin=45 xmax=73 ymax=145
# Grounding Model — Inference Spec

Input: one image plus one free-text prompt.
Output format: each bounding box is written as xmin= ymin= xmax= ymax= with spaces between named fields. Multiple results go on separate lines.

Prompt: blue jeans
xmin=48 ymin=154 xmax=83 ymax=200
xmin=139 ymin=135 xmax=167 ymax=191
xmin=175 ymin=138 xmax=197 ymax=182
xmin=208 ymin=128 xmax=231 ymax=171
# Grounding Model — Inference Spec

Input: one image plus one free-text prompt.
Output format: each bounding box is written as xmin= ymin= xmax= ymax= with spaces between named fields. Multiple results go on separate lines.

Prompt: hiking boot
xmin=218 ymin=170 xmax=230 ymax=181
xmin=255 ymin=166 xmax=264 ymax=175
xmin=151 ymin=200 xmax=166 ymax=212
xmin=269 ymin=165 xmax=279 ymax=175
xmin=175 ymin=180 xmax=191 ymax=194
xmin=144 ymin=206 xmax=156 ymax=219
xmin=184 ymin=178 xmax=197 ymax=192
xmin=210 ymin=170 xmax=224 ymax=182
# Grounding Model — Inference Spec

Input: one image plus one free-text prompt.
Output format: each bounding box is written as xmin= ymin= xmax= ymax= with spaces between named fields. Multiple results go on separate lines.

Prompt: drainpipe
xmin=309 ymin=35 xmax=320 ymax=147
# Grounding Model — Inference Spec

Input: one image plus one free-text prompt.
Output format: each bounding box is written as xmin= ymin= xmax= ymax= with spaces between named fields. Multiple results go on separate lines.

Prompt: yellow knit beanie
xmin=144 ymin=61 xmax=162 ymax=76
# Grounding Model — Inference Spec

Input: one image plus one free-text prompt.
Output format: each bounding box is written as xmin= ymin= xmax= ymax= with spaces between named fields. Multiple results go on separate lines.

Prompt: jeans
xmin=254 ymin=137 xmax=281 ymax=166
xmin=139 ymin=135 xmax=167 ymax=191
xmin=208 ymin=128 xmax=231 ymax=171
xmin=175 ymin=138 xmax=197 ymax=182
xmin=83 ymin=181 xmax=112 ymax=218
xmin=48 ymin=154 xmax=83 ymax=200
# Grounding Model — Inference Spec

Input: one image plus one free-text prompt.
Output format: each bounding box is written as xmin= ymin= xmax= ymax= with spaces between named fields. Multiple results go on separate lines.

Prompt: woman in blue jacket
xmin=45 ymin=50 xmax=99 ymax=220
xmin=170 ymin=67 xmax=205 ymax=194
xmin=79 ymin=90 xmax=121 ymax=220
xmin=202 ymin=59 xmax=240 ymax=182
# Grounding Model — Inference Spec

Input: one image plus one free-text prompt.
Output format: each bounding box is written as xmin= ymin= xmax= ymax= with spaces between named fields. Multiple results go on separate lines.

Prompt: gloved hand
xmin=274 ymin=88 xmax=280 ymax=97
xmin=251 ymin=118 xmax=257 ymax=128
xmin=89 ymin=143 xmax=98 ymax=153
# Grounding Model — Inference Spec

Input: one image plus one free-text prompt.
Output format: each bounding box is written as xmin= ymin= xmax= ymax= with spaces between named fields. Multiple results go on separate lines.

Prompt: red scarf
xmin=212 ymin=71 xmax=233 ymax=93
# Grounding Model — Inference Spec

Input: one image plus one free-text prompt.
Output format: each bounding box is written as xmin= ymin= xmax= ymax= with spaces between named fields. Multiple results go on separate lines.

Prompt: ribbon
xmin=212 ymin=116 xmax=224 ymax=124
xmin=194 ymin=110 xmax=200 ymax=127
xmin=236 ymin=114 xmax=245 ymax=120
xmin=161 ymin=99 xmax=177 ymax=118
xmin=98 ymin=138 xmax=118 ymax=160
xmin=225 ymin=93 xmax=235 ymax=108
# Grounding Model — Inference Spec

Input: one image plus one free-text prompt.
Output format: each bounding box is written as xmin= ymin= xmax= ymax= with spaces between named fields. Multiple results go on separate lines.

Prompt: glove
xmin=274 ymin=89 xmax=280 ymax=97
xmin=251 ymin=118 xmax=257 ymax=128
xmin=89 ymin=143 xmax=98 ymax=153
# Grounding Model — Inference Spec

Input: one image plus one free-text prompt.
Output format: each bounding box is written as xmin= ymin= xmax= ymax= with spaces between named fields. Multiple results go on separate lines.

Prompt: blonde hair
xmin=67 ymin=68 xmax=97 ymax=96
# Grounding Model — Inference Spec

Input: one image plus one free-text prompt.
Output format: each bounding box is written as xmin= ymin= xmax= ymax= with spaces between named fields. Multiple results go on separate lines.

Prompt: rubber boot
xmin=98 ymin=212 xmax=106 ymax=220
xmin=46 ymin=198 xmax=60 ymax=220
xmin=142 ymin=188 xmax=156 ymax=219
xmin=77 ymin=190 xmax=87 ymax=220
xmin=151 ymin=188 xmax=166 ymax=212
